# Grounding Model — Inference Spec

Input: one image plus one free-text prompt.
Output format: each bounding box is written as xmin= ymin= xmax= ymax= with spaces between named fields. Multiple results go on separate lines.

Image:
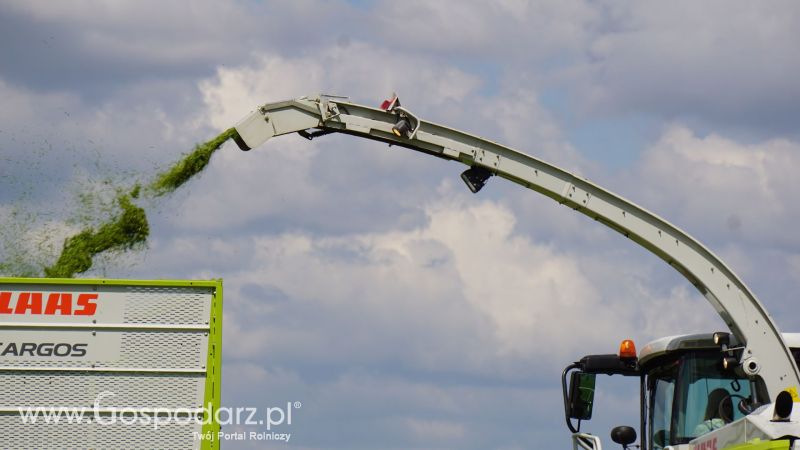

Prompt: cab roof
xmin=638 ymin=333 xmax=799 ymax=367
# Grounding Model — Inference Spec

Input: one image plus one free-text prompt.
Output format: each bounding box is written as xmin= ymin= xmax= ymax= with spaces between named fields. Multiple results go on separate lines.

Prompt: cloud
xmin=631 ymin=125 xmax=800 ymax=248
xmin=0 ymin=78 xmax=79 ymax=125
xmin=0 ymin=1 xmax=244 ymax=93
xmin=368 ymin=0 xmax=596 ymax=63
xmin=197 ymin=42 xmax=483 ymax=131
xmin=4 ymin=0 xmax=800 ymax=136
xmin=575 ymin=1 xmax=800 ymax=135
xmin=159 ymin=190 xmax=717 ymax=387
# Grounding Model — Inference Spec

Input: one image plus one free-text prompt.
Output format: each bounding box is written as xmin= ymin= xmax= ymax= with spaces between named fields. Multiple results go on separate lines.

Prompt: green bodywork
xmin=723 ymin=439 xmax=791 ymax=450
xmin=201 ymin=280 xmax=224 ymax=450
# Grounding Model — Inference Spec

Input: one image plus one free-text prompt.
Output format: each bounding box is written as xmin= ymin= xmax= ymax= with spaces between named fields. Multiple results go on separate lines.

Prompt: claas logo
xmin=0 ymin=292 xmax=98 ymax=316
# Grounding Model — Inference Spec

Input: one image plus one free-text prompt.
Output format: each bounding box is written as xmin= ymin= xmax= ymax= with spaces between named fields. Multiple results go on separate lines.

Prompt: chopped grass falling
xmin=149 ymin=128 xmax=236 ymax=196
xmin=43 ymin=192 xmax=149 ymax=278
xmin=15 ymin=128 xmax=239 ymax=278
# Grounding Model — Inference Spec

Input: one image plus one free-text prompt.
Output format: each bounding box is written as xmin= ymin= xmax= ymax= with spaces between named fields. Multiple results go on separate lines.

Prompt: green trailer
xmin=0 ymin=278 xmax=223 ymax=449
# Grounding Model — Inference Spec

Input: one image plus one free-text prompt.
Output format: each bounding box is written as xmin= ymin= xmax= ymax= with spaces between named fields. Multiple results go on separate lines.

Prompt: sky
xmin=1 ymin=1 xmax=800 ymax=448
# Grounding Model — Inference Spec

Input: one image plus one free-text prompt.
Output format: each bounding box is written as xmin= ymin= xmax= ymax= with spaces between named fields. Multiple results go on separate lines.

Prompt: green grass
xmin=149 ymin=128 xmax=236 ymax=196
xmin=34 ymin=128 xmax=239 ymax=278
xmin=43 ymin=192 xmax=149 ymax=278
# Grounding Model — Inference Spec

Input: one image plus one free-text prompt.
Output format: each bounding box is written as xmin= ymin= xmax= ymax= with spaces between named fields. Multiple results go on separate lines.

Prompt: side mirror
xmin=610 ymin=425 xmax=637 ymax=449
xmin=568 ymin=372 xmax=596 ymax=420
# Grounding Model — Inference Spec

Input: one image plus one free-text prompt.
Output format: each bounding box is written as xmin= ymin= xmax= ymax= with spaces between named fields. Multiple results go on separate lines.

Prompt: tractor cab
xmin=562 ymin=333 xmax=798 ymax=450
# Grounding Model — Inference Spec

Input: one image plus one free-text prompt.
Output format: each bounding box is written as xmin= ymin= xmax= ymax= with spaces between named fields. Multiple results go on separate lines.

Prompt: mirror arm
xmin=563 ymin=363 xmax=582 ymax=433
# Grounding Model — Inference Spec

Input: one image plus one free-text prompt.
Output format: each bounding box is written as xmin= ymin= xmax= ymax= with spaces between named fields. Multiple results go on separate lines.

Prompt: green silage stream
xmin=5 ymin=128 xmax=238 ymax=278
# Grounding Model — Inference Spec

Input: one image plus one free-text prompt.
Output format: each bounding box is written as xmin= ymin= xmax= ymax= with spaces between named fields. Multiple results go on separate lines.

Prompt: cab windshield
xmin=648 ymin=351 xmax=751 ymax=448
